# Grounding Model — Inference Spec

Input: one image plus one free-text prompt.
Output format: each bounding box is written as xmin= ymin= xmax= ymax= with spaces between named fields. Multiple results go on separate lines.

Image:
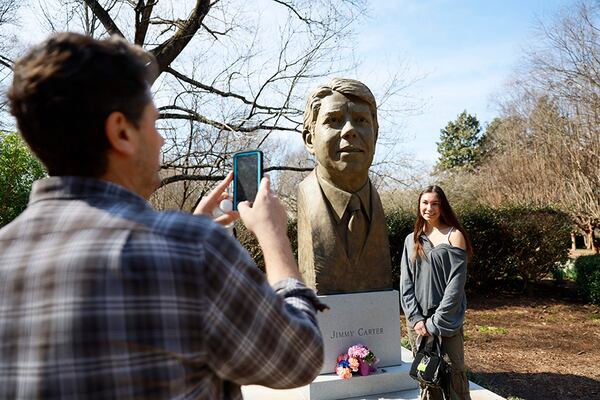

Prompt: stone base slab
xmin=242 ymin=363 xmax=416 ymax=400
xmin=242 ymin=347 xmax=419 ymax=400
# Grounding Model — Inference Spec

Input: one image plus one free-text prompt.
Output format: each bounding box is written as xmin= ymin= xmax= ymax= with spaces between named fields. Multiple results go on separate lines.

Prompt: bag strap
xmin=416 ymin=334 xmax=429 ymax=353
xmin=417 ymin=334 xmax=444 ymax=355
xmin=431 ymin=335 xmax=443 ymax=355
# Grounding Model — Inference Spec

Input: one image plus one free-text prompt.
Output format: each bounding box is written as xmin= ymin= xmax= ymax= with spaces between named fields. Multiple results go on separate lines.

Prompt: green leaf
xmin=0 ymin=131 xmax=47 ymax=226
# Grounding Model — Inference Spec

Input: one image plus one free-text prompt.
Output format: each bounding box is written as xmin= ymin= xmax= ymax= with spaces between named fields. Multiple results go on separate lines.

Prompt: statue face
xmin=306 ymin=91 xmax=375 ymax=176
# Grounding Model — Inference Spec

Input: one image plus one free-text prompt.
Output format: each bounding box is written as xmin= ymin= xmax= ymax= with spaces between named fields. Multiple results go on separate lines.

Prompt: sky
xmin=3 ymin=0 xmax=576 ymax=171
xmin=352 ymin=0 xmax=574 ymax=167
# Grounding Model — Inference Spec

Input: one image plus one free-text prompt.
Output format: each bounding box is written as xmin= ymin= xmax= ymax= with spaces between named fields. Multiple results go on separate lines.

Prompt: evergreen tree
xmin=436 ymin=111 xmax=484 ymax=171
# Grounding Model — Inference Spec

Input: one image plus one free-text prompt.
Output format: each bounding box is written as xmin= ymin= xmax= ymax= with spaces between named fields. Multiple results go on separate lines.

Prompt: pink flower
xmin=334 ymin=344 xmax=379 ymax=380
xmin=336 ymin=366 xmax=352 ymax=380
xmin=348 ymin=357 xmax=359 ymax=372
xmin=348 ymin=344 xmax=369 ymax=360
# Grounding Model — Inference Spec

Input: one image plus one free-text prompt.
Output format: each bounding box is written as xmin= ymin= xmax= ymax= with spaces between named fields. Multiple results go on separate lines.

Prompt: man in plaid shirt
xmin=0 ymin=32 xmax=325 ymax=399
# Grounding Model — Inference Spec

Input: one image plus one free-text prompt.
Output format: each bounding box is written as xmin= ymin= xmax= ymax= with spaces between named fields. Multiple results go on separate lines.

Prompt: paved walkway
xmin=242 ymin=347 xmax=505 ymax=400
xmin=345 ymin=382 xmax=505 ymax=399
xmin=342 ymin=348 xmax=505 ymax=400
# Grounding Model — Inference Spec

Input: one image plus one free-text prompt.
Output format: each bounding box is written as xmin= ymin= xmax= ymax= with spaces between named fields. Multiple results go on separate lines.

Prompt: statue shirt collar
xmin=315 ymin=170 xmax=371 ymax=224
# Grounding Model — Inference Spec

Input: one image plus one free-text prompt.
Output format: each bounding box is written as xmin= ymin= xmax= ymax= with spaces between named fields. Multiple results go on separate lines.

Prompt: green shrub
xmin=459 ymin=206 xmax=511 ymax=289
xmin=386 ymin=208 xmax=415 ymax=289
xmin=458 ymin=206 xmax=571 ymax=291
xmin=552 ymin=259 xmax=576 ymax=282
xmin=0 ymin=131 xmax=47 ymax=226
xmin=498 ymin=207 xmax=572 ymax=290
xmin=575 ymin=255 xmax=600 ymax=305
xmin=235 ymin=218 xmax=298 ymax=273
xmin=234 ymin=221 xmax=263 ymax=271
xmin=235 ymin=205 xmax=571 ymax=294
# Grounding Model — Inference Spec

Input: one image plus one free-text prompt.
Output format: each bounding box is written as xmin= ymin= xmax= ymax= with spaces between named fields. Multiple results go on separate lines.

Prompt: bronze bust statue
xmin=297 ymin=77 xmax=393 ymax=294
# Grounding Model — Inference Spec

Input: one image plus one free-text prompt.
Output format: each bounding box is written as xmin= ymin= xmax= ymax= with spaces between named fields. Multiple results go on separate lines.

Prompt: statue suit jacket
xmin=297 ymin=170 xmax=392 ymax=294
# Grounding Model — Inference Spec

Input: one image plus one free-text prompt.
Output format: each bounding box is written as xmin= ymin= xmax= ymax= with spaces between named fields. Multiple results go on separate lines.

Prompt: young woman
xmin=400 ymin=185 xmax=473 ymax=400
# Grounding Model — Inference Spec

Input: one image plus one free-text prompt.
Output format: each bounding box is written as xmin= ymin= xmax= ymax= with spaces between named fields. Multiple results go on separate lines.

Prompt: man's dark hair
xmin=7 ymin=32 xmax=157 ymax=177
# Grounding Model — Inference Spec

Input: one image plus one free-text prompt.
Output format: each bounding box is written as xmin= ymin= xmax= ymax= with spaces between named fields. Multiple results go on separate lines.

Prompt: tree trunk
xmin=571 ymin=232 xmax=577 ymax=251
xmin=583 ymin=223 xmax=599 ymax=253
xmin=584 ymin=226 xmax=592 ymax=250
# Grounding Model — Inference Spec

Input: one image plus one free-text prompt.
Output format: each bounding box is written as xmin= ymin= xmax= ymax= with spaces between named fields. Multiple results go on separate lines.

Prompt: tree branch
xmin=134 ymin=0 xmax=157 ymax=45
xmin=159 ymin=165 xmax=313 ymax=188
xmin=151 ymin=0 xmax=211 ymax=72
xmin=165 ymin=66 xmax=279 ymax=111
xmin=265 ymin=165 xmax=313 ymax=172
xmin=160 ymin=174 xmax=223 ymax=188
xmin=201 ymin=22 xmax=233 ymax=40
xmin=158 ymin=105 xmax=301 ymax=133
xmin=0 ymin=54 xmax=13 ymax=70
xmin=82 ymin=0 xmax=124 ymax=37
xmin=272 ymin=0 xmax=316 ymax=25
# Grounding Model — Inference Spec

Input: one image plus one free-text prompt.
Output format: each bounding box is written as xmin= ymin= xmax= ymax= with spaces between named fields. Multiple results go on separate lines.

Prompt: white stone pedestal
xmin=242 ymin=290 xmax=419 ymax=400
xmin=317 ymin=290 xmax=403 ymax=374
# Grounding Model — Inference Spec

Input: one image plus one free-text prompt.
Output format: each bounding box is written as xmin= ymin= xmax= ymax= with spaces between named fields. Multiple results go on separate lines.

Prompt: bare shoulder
xmin=449 ymin=229 xmax=467 ymax=250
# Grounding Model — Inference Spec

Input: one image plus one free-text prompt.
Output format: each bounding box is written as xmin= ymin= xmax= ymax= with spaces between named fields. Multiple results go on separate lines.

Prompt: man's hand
xmin=237 ymin=176 xmax=301 ymax=284
xmin=237 ymin=175 xmax=287 ymax=238
xmin=193 ymin=172 xmax=239 ymax=226
xmin=414 ymin=320 xmax=430 ymax=337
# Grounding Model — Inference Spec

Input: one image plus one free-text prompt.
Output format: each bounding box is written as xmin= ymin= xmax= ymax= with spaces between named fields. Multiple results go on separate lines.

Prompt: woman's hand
xmin=414 ymin=320 xmax=430 ymax=337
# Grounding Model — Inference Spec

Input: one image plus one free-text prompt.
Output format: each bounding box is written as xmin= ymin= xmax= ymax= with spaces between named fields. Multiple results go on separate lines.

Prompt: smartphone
xmin=233 ymin=150 xmax=263 ymax=210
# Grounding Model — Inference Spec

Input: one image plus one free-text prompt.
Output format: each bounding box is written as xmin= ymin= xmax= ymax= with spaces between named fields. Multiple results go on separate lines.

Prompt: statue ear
xmin=303 ymin=129 xmax=316 ymax=154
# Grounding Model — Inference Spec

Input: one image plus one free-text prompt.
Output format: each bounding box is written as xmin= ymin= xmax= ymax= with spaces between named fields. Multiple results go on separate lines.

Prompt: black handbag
xmin=409 ymin=335 xmax=450 ymax=388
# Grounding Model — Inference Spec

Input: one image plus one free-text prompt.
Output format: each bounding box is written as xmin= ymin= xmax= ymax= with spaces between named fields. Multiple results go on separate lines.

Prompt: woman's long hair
xmin=412 ymin=185 xmax=473 ymax=261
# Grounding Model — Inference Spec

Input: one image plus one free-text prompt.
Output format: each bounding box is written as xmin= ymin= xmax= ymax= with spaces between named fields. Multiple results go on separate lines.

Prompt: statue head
xmin=302 ymin=78 xmax=378 ymax=191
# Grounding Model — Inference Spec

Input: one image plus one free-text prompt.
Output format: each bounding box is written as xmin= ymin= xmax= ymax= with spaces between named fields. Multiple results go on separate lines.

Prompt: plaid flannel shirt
xmin=0 ymin=177 xmax=324 ymax=399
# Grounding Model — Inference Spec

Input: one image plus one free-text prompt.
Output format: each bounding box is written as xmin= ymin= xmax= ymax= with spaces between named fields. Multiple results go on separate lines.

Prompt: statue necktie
xmin=347 ymin=194 xmax=366 ymax=261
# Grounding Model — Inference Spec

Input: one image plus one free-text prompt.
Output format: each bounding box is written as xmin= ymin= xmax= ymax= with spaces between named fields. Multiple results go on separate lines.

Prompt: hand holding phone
xmin=236 ymin=175 xmax=288 ymax=240
xmin=233 ymin=150 xmax=263 ymax=210
xmin=237 ymin=175 xmax=300 ymax=283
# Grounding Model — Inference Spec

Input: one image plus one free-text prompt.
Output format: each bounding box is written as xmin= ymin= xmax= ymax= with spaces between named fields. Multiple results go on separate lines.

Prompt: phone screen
xmin=233 ymin=151 xmax=262 ymax=210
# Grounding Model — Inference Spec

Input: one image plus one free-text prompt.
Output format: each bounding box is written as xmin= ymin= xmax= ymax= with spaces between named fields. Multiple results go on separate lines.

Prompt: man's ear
xmin=105 ymin=111 xmax=137 ymax=156
xmin=303 ymin=129 xmax=315 ymax=155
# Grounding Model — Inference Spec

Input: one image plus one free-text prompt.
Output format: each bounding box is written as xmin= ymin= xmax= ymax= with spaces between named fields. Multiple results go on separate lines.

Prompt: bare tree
xmin=527 ymin=0 xmax=600 ymax=251
xmin=0 ymin=0 xmax=20 ymax=127
xmin=1 ymin=0 xmax=416 ymax=212
xmin=28 ymin=1 xmax=364 ymax=193
xmin=468 ymin=1 xmax=600 ymax=252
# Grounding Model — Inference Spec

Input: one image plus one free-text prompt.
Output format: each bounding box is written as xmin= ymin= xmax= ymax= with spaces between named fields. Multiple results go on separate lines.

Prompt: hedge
xmin=236 ymin=205 xmax=572 ymax=292
xmin=386 ymin=208 xmax=415 ymax=289
xmin=234 ymin=219 xmax=298 ymax=273
xmin=494 ymin=207 xmax=571 ymax=290
xmin=460 ymin=206 xmax=572 ymax=290
xmin=575 ymin=255 xmax=600 ymax=305
xmin=458 ymin=207 xmax=508 ymax=289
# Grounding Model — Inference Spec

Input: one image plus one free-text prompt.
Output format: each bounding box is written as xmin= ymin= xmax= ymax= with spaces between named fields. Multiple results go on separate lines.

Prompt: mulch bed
xmin=400 ymin=281 xmax=600 ymax=399
xmin=463 ymin=282 xmax=600 ymax=399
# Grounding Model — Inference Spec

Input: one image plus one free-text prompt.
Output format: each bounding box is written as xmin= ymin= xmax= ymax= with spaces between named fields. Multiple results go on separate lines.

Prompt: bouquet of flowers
xmin=335 ymin=343 xmax=379 ymax=379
